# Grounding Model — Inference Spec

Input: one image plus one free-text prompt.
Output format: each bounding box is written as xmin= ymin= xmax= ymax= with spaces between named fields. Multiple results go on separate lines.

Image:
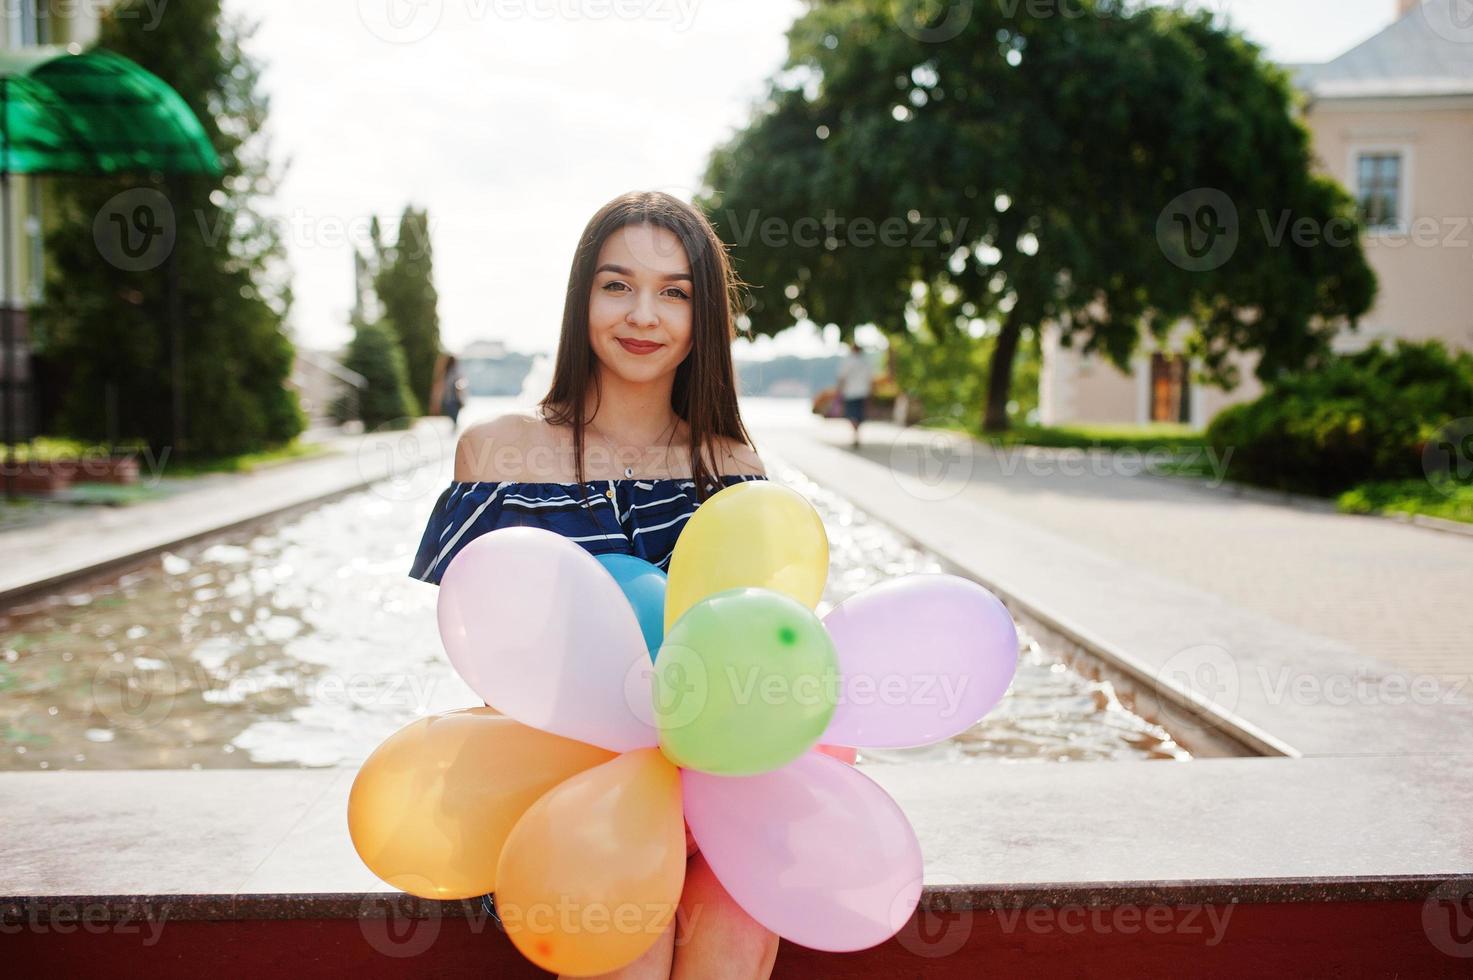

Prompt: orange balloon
xmin=495 ymin=748 xmax=686 ymax=977
xmin=348 ymin=708 xmax=615 ymax=900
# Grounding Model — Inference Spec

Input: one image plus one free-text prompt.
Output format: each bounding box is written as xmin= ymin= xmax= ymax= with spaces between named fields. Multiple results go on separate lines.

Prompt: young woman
xmin=408 ymin=191 xmax=778 ymax=980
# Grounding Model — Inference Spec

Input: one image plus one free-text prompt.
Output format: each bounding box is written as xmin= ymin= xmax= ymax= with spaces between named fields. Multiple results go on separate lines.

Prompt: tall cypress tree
xmin=373 ymin=206 xmax=441 ymax=413
xmin=34 ymin=0 xmax=303 ymax=455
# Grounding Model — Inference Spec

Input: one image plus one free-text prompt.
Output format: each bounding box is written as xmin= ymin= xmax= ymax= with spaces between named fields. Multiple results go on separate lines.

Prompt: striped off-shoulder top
xmin=408 ymin=474 xmax=769 ymax=586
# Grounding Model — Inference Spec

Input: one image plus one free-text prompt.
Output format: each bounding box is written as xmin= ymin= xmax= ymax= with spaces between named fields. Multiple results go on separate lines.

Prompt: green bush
xmin=1206 ymin=341 xmax=1473 ymax=495
xmin=336 ymin=319 xmax=419 ymax=429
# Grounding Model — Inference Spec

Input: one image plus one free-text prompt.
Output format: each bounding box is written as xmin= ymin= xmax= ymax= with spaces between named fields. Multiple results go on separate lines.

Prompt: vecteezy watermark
xmin=887 ymin=421 xmax=976 ymax=502
xmin=1423 ymin=878 xmax=1473 ymax=959
xmin=495 ymin=895 xmax=680 ymax=938
xmin=358 ymin=417 xmax=446 ymax=503
xmin=356 ymin=0 xmax=446 ymax=43
xmin=1157 ymin=188 xmax=1240 ymax=272
xmin=1423 ymin=417 xmax=1473 ymax=493
xmin=894 ymin=874 xmax=972 ymax=959
xmin=632 ymin=649 xmax=974 ymax=732
xmin=990 ymin=444 xmax=1234 ymax=486
xmin=94 ymin=188 xmax=176 ymax=272
xmin=1158 ymin=187 xmax=1473 ymax=271
xmin=895 ymin=0 xmax=973 ymax=42
xmin=1145 ymin=643 xmax=1241 ymax=731
xmin=718 ymin=209 xmax=968 ymax=252
xmin=1255 ymin=667 xmax=1469 ymax=708
xmin=0 ymin=901 xmax=170 ymax=944
xmin=1420 ymin=0 xmax=1473 ymax=46
xmin=358 ymin=888 xmax=445 ymax=958
xmin=993 ymin=900 xmax=1235 ymax=945
xmin=1142 ymin=644 xmax=1470 ymax=732
xmin=35 ymin=0 xmax=169 ymax=31
xmin=356 ymin=0 xmax=700 ymax=43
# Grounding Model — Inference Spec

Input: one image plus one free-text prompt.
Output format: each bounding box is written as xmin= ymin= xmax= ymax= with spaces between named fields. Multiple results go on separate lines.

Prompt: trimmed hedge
xmin=1206 ymin=341 xmax=1473 ymax=495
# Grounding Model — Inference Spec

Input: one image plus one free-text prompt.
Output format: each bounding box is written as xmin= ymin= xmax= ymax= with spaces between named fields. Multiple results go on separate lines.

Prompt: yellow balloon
xmin=495 ymin=748 xmax=686 ymax=977
xmin=665 ymin=481 xmax=828 ymax=631
xmin=347 ymin=708 xmax=615 ymax=900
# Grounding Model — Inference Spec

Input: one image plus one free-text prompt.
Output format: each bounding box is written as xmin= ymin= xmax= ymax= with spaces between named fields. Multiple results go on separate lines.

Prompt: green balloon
xmin=653 ymin=587 xmax=838 ymax=776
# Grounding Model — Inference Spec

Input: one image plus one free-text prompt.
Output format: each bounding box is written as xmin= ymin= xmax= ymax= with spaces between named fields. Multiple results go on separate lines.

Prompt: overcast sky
xmin=231 ymin=0 xmax=1405 ymax=360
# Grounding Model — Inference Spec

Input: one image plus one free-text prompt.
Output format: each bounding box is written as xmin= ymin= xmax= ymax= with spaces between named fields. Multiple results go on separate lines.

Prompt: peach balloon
xmin=348 ymin=708 xmax=615 ymax=900
xmin=495 ymin=748 xmax=686 ymax=977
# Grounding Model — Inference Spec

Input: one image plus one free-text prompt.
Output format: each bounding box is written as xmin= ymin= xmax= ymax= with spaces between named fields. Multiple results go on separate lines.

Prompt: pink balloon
xmin=821 ymin=574 xmax=1018 ymax=748
xmin=437 ymin=527 xmax=657 ymax=752
xmin=682 ymin=751 xmax=922 ymax=952
xmin=814 ymin=743 xmax=857 ymax=765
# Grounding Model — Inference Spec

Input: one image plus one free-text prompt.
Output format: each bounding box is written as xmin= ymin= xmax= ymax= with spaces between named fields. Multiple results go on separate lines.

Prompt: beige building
xmin=1039 ymin=0 xmax=1473 ymax=427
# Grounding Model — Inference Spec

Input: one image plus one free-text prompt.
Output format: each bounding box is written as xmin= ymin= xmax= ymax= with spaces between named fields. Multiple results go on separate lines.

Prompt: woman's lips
xmin=617 ymin=338 xmax=663 ymax=355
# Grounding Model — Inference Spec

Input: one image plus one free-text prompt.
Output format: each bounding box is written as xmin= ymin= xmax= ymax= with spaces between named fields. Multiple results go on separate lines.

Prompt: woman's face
xmin=587 ymin=223 xmax=694 ymax=384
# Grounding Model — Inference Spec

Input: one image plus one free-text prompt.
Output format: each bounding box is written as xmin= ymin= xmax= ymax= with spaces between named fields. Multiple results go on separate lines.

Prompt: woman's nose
xmin=627 ymin=289 xmax=659 ymax=326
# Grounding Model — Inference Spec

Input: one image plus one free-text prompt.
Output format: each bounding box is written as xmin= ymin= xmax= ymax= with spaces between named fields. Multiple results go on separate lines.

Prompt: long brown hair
xmin=539 ymin=191 xmax=755 ymax=504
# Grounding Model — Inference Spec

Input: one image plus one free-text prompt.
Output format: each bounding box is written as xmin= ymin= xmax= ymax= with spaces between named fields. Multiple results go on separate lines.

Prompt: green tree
xmin=336 ymin=317 xmax=418 ymax=428
xmin=701 ymin=0 xmax=1375 ymax=431
xmin=373 ymin=207 xmax=441 ymax=412
xmin=34 ymin=0 xmax=303 ymax=454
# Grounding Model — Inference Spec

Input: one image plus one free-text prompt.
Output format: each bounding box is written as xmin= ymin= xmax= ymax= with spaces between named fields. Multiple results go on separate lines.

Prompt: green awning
xmin=0 ymin=45 xmax=221 ymax=177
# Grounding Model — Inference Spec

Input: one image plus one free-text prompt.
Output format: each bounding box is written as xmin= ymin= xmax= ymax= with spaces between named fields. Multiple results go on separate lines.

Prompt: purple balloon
xmin=682 ymin=751 xmax=922 ymax=952
xmin=821 ymin=574 xmax=1018 ymax=748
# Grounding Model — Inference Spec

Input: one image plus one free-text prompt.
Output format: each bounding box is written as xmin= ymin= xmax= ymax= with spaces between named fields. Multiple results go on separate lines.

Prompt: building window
xmin=6 ymin=1 xmax=50 ymax=48
xmin=26 ymin=178 xmax=43 ymax=304
xmin=1355 ymin=152 xmax=1403 ymax=231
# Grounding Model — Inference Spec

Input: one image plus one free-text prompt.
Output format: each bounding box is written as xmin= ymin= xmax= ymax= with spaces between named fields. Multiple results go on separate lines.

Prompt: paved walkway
xmin=0 ymin=419 xmax=454 ymax=606
xmin=765 ymin=415 xmax=1473 ymax=688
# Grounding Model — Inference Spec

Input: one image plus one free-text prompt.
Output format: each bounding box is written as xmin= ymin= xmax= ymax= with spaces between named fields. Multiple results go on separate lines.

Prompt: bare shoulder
xmin=454 ymin=412 xmax=545 ymax=481
xmin=713 ymin=434 xmax=767 ymax=478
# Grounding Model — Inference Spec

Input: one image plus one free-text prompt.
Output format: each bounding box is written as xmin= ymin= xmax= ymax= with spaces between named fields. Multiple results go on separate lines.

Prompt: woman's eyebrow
xmin=595 ymin=263 xmax=692 ymax=282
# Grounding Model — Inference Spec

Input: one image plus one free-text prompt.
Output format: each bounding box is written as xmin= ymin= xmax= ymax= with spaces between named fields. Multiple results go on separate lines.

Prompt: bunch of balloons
xmin=349 ymin=481 xmax=1019 ymax=975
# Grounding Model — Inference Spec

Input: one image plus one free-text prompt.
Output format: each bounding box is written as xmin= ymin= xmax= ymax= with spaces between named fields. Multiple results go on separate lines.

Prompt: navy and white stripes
xmin=409 ymin=474 xmax=769 ymax=586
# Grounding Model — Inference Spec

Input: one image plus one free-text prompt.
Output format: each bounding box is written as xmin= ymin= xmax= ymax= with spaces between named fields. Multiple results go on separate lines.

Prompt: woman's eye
xmin=663 ymin=288 xmax=690 ymax=300
xmin=601 ymin=281 xmax=629 ymax=293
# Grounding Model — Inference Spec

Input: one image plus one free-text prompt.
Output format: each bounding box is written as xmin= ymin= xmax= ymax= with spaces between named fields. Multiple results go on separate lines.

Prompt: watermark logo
xmin=994 ymin=900 xmax=1234 ymax=945
xmin=1423 ymin=417 xmax=1473 ymax=491
xmin=887 ymin=421 xmax=975 ymax=501
xmin=1147 ymin=643 xmax=1240 ymax=730
xmin=1421 ymin=0 xmax=1473 ymax=46
xmin=94 ymin=189 xmax=175 ymax=272
xmin=894 ymin=873 xmax=971 ymax=958
xmin=643 ymin=642 xmax=711 ymax=732
xmin=896 ymin=0 xmax=972 ymax=42
xmin=90 ymin=652 xmax=181 ymax=731
xmin=1157 ymin=188 xmax=1238 ymax=272
xmin=358 ymin=418 xmax=446 ymax=503
xmin=1423 ymin=878 xmax=1473 ymax=958
xmin=358 ymin=888 xmax=443 ymax=957
xmin=358 ymin=0 xmax=445 ymax=43
xmin=0 ymin=901 xmax=170 ymax=944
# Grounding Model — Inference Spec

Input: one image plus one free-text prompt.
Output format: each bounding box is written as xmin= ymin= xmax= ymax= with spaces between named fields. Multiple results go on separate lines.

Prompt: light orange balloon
xmin=664 ymin=481 xmax=829 ymax=631
xmin=495 ymin=748 xmax=686 ymax=977
xmin=348 ymin=708 xmax=615 ymax=900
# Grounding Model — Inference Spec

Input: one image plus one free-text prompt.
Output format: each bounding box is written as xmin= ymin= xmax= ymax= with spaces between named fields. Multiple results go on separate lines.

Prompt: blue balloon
xmin=595 ymin=554 xmax=668 ymax=661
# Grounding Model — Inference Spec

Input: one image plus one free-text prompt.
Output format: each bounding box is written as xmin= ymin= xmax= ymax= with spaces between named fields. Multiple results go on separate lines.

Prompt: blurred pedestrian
xmin=835 ymin=340 xmax=874 ymax=448
xmin=433 ymin=353 xmax=468 ymax=428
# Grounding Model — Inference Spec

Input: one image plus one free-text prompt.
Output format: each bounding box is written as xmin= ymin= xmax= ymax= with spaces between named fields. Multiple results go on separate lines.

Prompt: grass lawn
xmin=1338 ymin=479 xmax=1473 ymax=526
xmin=920 ymin=419 xmax=1209 ymax=452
